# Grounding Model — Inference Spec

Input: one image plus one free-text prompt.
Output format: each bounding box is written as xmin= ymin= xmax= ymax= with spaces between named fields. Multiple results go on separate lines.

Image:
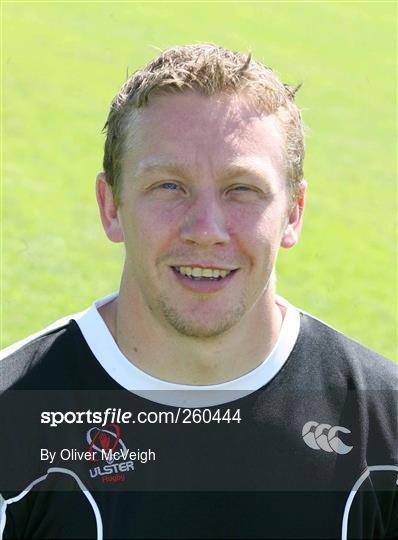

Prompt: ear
xmin=280 ymin=180 xmax=307 ymax=249
xmin=96 ymin=172 xmax=124 ymax=243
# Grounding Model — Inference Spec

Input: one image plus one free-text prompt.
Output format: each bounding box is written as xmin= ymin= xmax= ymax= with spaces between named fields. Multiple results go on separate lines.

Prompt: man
xmin=0 ymin=44 xmax=396 ymax=539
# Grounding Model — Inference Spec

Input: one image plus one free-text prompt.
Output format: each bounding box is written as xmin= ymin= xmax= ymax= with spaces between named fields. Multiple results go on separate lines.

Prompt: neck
xmin=99 ymin=279 xmax=284 ymax=386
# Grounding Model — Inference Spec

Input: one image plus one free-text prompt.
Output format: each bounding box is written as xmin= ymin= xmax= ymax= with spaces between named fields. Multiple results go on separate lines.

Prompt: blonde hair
xmin=103 ymin=43 xmax=305 ymax=204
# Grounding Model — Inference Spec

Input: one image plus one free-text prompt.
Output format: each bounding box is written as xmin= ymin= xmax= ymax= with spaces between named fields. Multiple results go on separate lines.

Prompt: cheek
xmin=228 ymin=205 xmax=283 ymax=250
xmin=122 ymin=202 xmax=181 ymax=253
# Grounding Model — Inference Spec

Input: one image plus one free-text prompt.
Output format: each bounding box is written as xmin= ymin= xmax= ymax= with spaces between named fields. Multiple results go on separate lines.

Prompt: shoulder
xmin=295 ymin=309 xmax=397 ymax=389
xmin=292 ymin=309 xmax=397 ymax=464
xmin=0 ymin=313 xmax=86 ymax=392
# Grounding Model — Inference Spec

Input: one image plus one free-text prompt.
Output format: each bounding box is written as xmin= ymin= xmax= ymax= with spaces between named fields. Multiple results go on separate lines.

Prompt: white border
xmin=0 ymin=313 xmax=84 ymax=360
xmin=75 ymin=293 xmax=300 ymax=407
xmin=341 ymin=465 xmax=398 ymax=540
xmin=1 ymin=292 xmax=301 ymax=407
xmin=0 ymin=468 xmax=103 ymax=540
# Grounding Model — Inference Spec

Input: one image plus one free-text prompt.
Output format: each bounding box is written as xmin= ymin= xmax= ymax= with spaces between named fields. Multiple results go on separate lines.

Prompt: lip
xmin=172 ymin=264 xmax=238 ymax=271
xmin=170 ymin=266 xmax=238 ymax=293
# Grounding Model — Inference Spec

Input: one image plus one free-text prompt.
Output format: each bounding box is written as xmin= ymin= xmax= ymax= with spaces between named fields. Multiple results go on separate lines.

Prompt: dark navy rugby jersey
xmin=0 ymin=300 xmax=397 ymax=539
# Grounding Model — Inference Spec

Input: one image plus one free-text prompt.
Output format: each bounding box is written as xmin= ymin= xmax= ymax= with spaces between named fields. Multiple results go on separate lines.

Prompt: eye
xmin=232 ymin=185 xmax=252 ymax=191
xmin=159 ymin=182 xmax=179 ymax=190
xmin=150 ymin=181 xmax=187 ymax=199
xmin=227 ymin=185 xmax=258 ymax=197
xmin=225 ymin=184 xmax=265 ymax=203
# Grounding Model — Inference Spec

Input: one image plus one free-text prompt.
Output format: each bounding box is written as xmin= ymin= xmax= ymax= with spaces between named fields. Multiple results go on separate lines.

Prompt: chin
xmin=158 ymin=298 xmax=246 ymax=339
xmin=170 ymin=321 xmax=232 ymax=339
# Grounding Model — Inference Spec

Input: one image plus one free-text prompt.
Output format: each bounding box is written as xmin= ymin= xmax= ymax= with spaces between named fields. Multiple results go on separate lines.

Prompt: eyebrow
xmin=220 ymin=163 xmax=274 ymax=183
xmin=135 ymin=158 xmax=277 ymax=186
xmin=135 ymin=160 xmax=192 ymax=179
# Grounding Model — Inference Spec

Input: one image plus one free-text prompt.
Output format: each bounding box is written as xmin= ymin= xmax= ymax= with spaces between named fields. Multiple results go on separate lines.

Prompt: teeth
xmin=175 ymin=266 xmax=232 ymax=279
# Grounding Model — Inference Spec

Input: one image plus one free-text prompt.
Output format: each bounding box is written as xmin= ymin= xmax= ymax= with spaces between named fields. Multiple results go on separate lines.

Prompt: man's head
xmin=97 ymin=44 xmax=306 ymax=339
xmin=102 ymin=43 xmax=305 ymax=207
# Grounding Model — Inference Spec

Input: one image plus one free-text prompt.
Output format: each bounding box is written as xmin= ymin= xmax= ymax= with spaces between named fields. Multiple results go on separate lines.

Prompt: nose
xmin=180 ymin=189 xmax=230 ymax=246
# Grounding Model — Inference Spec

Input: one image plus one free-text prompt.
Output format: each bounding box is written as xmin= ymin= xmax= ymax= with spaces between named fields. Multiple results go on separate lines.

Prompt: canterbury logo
xmin=302 ymin=421 xmax=353 ymax=454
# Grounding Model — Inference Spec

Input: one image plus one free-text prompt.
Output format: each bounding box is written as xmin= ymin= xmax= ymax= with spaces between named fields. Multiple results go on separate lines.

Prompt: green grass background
xmin=2 ymin=1 xmax=396 ymax=360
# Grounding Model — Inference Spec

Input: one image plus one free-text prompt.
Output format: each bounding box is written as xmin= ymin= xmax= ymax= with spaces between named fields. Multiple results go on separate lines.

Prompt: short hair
xmin=103 ymin=43 xmax=305 ymax=205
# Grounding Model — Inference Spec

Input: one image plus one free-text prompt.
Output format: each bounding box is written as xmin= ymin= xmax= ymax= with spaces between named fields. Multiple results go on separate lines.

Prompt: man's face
xmin=101 ymin=92 xmax=304 ymax=338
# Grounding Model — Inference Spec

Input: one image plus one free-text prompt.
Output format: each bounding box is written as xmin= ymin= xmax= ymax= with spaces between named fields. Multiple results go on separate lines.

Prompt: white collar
xmin=75 ymin=293 xmax=300 ymax=407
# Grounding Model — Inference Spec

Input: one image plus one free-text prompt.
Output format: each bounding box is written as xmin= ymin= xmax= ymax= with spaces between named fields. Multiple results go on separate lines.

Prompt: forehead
xmin=122 ymin=92 xmax=286 ymax=179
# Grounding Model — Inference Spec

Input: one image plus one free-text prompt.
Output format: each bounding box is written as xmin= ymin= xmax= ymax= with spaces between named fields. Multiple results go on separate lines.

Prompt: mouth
xmin=172 ymin=266 xmax=237 ymax=280
xmin=170 ymin=265 xmax=239 ymax=292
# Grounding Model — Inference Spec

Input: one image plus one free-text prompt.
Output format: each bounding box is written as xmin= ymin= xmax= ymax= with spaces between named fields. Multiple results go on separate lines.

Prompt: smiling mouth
xmin=172 ymin=266 xmax=237 ymax=280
